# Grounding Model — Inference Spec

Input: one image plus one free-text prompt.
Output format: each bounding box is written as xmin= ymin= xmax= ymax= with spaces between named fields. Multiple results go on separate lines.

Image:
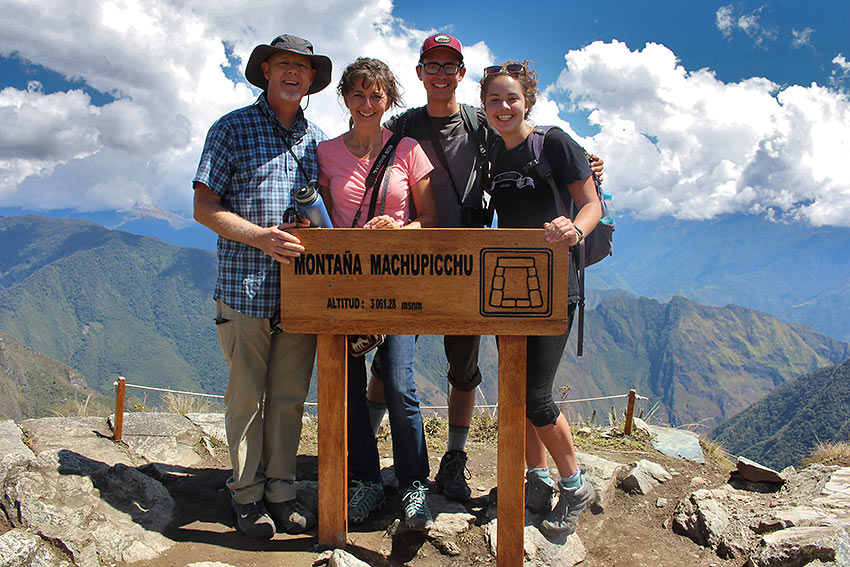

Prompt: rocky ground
xmin=1 ymin=413 xmax=849 ymax=567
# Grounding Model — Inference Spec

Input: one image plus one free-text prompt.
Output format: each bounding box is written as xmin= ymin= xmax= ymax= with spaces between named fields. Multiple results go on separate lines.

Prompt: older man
xmin=193 ymin=34 xmax=331 ymax=538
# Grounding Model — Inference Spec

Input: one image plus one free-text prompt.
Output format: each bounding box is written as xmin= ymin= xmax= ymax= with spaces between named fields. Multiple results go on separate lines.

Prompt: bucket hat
xmin=245 ymin=34 xmax=332 ymax=94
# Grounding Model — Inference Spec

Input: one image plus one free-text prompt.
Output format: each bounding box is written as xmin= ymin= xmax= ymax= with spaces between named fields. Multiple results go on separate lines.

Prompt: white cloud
xmin=716 ymin=6 xmax=735 ymax=39
xmin=1 ymin=1 xmax=848 ymax=229
xmin=551 ymin=40 xmax=850 ymax=226
xmin=832 ymin=54 xmax=850 ymax=91
xmin=0 ymin=0 xmax=443 ymax=213
xmin=791 ymin=27 xmax=814 ymax=48
xmin=715 ymin=4 xmax=777 ymax=47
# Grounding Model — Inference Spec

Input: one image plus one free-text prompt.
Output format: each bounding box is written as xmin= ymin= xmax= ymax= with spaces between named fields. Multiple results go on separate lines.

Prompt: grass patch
xmin=802 ymin=442 xmax=850 ymax=467
xmin=161 ymin=392 xmax=221 ymax=415
xmin=456 ymin=529 xmax=479 ymax=546
xmin=469 ymin=411 xmax=498 ymax=443
xmin=572 ymin=427 xmax=650 ymax=452
xmin=700 ymin=436 xmax=736 ymax=471
xmin=51 ymin=394 xmax=108 ymax=418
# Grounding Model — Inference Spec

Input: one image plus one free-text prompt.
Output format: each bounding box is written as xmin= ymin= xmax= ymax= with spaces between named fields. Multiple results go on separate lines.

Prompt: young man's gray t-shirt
xmin=387 ymin=108 xmax=486 ymax=228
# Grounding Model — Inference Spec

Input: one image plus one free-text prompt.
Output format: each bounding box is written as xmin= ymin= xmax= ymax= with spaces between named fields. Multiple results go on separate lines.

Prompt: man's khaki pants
xmin=216 ymin=300 xmax=316 ymax=505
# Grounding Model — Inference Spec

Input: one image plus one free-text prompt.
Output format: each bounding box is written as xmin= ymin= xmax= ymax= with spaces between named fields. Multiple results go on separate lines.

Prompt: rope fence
xmin=112 ymin=376 xmax=647 ymax=440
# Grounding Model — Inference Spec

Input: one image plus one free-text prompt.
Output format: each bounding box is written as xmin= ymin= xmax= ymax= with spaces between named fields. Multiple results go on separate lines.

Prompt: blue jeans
xmin=348 ymin=334 xmax=429 ymax=488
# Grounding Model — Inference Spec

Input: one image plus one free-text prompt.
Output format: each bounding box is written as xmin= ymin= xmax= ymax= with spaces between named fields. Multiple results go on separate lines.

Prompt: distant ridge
xmin=712 ymin=356 xmax=850 ymax=469
xmin=2 ymin=215 xmax=849 ymax=428
xmin=0 ymin=329 xmax=109 ymax=420
xmin=0 ymin=215 xmax=224 ymax=397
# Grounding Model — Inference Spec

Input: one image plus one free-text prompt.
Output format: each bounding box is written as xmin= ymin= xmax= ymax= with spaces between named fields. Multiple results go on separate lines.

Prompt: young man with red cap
xmin=193 ymin=34 xmax=331 ymax=539
xmin=372 ymin=33 xmax=603 ymax=505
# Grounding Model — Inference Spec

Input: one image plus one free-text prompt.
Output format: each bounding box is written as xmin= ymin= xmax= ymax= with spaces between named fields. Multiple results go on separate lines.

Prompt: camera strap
xmin=351 ymin=128 xmax=404 ymax=227
xmin=275 ymin=128 xmax=314 ymax=187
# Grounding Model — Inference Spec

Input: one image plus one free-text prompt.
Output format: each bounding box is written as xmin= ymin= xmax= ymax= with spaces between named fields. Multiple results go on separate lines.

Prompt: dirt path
xmin=124 ymin=420 xmax=741 ymax=567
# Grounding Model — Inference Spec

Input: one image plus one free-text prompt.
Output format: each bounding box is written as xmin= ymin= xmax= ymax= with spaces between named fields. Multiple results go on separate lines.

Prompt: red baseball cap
xmin=420 ymin=33 xmax=463 ymax=61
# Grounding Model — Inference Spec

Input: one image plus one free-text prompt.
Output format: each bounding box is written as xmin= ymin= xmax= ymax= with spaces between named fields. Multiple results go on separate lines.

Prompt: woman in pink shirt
xmin=317 ymin=57 xmax=437 ymax=530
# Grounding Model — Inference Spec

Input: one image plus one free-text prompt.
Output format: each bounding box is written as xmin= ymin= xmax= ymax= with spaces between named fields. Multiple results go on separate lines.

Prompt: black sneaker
xmin=266 ymin=498 xmax=317 ymax=534
xmin=230 ymin=498 xmax=275 ymax=539
xmin=539 ymin=476 xmax=596 ymax=537
xmin=525 ymin=470 xmax=556 ymax=514
xmin=434 ymin=450 xmax=471 ymax=502
xmin=401 ymin=480 xmax=433 ymax=531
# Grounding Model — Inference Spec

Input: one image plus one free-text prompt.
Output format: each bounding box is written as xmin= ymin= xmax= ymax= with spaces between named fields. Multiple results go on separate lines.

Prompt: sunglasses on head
xmin=418 ymin=61 xmax=464 ymax=75
xmin=484 ymin=63 xmax=525 ymax=76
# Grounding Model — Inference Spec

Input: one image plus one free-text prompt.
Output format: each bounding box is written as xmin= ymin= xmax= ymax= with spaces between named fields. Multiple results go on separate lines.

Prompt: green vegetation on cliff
xmin=712 ymin=357 xmax=850 ymax=469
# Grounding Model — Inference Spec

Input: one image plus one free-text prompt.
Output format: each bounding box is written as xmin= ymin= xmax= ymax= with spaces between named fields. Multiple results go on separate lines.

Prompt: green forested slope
xmin=712 ymin=357 xmax=850 ymax=469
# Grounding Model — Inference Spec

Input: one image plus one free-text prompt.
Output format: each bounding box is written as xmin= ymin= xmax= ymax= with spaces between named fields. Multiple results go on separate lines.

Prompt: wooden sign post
xmin=282 ymin=228 xmax=568 ymax=564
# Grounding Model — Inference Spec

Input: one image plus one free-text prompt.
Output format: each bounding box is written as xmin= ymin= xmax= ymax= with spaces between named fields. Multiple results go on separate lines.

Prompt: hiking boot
xmin=401 ymin=480 xmax=433 ymax=531
xmin=525 ymin=470 xmax=556 ymax=514
xmin=230 ymin=498 xmax=275 ymax=539
xmin=539 ymin=476 xmax=596 ymax=537
xmin=265 ymin=498 xmax=316 ymax=534
xmin=348 ymin=480 xmax=385 ymax=523
xmin=434 ymin=450 xmax=472 ymax=502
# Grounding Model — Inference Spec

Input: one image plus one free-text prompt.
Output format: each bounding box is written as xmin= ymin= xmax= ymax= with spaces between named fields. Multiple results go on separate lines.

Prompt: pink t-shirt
xmin=318 ymin=128 xmax=433 ymax=228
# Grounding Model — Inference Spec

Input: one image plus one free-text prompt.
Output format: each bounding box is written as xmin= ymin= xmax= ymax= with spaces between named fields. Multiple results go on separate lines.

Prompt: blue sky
xmin=0 ymin=0 xmax=848 ymax=226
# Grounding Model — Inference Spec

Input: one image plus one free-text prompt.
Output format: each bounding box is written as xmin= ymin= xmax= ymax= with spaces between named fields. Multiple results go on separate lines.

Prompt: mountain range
xmin=5 ymin=206 xmax=846 ymax=342
xmin=0 ymin=215 xmax=222 ymax=397
xmin=0 ymin=329 xmax=110 ymax=420
xmin=3 ymin=214 xmax=848 ymax=448
xmin=712 ymin=357 xmax=850 ymax=469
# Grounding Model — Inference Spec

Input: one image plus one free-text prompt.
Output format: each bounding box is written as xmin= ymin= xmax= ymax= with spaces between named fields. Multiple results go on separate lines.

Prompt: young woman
xmin=480 ymin=61 xmax=602 ymax=537
xmin=317 ymin=57 xmax=438 ymax=530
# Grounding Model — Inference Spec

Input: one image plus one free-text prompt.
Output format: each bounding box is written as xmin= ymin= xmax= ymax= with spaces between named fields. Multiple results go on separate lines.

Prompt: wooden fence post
xmin=624 ymin=389 xmax=637 ymax=436
xmin=113 ymin=376 xmax=126 ymax=441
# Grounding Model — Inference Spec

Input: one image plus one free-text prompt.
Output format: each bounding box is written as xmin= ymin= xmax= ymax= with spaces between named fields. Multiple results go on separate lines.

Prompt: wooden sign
xmin=280 ymin=228 xmax=568 ymax=335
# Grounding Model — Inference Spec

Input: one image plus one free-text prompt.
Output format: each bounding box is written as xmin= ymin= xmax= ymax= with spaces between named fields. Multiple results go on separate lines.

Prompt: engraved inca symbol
xmin=488 ymin=257 xmax=543 ymax=309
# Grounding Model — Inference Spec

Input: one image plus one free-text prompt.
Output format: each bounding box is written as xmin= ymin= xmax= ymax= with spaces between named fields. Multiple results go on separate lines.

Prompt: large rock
xmin=0 ymin=528 xmax=76 ymax=567
xmin=186 ymin=412 xmax=227 ymax=444
xmin=114 ymin=412 xmax=202 ymax=467
xmin=1 ymin=416 xmax=180 ymax=567
xmin=20 ymin=417 xmax=137 ymax=468
xmin=736 ymin=457 xmax=785 ymax=484
xmin=0 ymin=420 xmax=32 ymax=462
xmin=648 ymin=425 xmax=705 ymax=463
xmin=484 ymin=519 xmax=587 ymax=566
xmin=745 ymin=526 xmax=850 ymax=567
xmin=672 ymin=489 xmax=729 ymax=549
xmin=327 ymin=548 xmax=373 ymax=567
xmin=1 ymin=448 xmax=174 ymax=565
xmin=620 ymin=459 xmax=672 ymax=495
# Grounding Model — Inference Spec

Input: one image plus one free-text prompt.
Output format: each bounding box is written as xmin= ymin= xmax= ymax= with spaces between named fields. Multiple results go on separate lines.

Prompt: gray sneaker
xmin=348 ymin=480 xmax=385 ymax=523
xmin=525 ymin=471 xmax=556 ymax=514
xmin=230 ymin=498 xmax=275 ymax=539
xmin=265 ymin=498 xmax=316 ymax=534
xmin=401 ymin=480 xmax=433 ymax=531
xmin=539 ymin=476 xmax=596 ymax=536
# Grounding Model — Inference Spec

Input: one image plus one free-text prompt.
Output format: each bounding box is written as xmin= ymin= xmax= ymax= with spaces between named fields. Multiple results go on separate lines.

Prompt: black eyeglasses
xmin=484 ymin=63 xmax=525 ymax=76
xmin=419 ymin=61 xmax=464 ymax=75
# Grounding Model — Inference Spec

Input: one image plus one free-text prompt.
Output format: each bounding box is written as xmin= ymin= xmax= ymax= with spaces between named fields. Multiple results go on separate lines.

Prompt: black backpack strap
xmin=459 ymin=104 xmax=490 ymax=195
xmin=351 ymin=127 xmax=405 ymax=227
xmin=528 ymin=126 xmax=587 ymax=356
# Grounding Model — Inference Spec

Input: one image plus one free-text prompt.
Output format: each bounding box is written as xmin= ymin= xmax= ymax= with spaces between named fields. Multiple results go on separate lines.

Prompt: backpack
xmin=526 ymin=126 xmax=614 ymax=356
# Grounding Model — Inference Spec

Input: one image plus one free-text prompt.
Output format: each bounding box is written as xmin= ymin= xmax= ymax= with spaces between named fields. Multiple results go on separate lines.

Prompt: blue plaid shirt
xmin=194 ymin=94 xmax=326 ymax=318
